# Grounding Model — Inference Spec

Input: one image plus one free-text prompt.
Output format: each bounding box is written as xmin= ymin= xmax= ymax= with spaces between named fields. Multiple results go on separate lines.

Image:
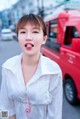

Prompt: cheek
xmin=18 ymin=35 xmax=23 ymax=43
xmin=18 ymin=36 xmax=24 ymax=48
xmin=35 ymin=40 xmax=44 ymax=48
xmin=34 ymin=35 xmax=44 ymax=44
xmin=18 ymin=34 xmax=25 ymax=40
xmin=37 ymin=38 xmax=44 ymax=45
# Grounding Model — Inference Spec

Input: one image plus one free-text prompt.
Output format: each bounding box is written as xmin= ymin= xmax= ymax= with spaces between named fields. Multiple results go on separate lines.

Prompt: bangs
xmin=16 ymin=13 xmax=47 ymax=36
xmin=16 ymin=14 xmax=40 ymax=33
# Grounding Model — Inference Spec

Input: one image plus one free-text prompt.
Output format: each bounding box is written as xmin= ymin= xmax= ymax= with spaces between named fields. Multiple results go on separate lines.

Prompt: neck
xmin=22 ymin=53 xmax=40 ymax=66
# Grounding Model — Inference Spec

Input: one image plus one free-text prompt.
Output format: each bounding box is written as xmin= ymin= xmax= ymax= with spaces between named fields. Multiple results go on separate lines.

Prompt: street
xmin=0 ymin=39 xmax=80 ymax=119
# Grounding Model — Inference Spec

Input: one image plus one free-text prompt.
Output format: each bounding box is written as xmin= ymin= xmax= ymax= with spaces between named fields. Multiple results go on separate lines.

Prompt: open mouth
xmin=25 ymin=43 xmax=34 ymax=48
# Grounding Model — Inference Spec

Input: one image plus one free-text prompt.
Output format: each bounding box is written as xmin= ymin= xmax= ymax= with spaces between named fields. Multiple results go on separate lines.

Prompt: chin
xmin=23 ymin=52 xmax=35 ymax=56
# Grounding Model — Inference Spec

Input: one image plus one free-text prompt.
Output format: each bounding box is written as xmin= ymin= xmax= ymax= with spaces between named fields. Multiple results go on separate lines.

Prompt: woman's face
xmin=18 ymin=22 xmax=47 ymax=56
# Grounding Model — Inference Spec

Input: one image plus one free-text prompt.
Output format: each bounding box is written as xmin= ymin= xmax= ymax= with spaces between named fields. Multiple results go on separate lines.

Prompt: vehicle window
xmin=49 ymin=19 xmax=58 ymax=40
xmin=64 ymin=26 xmax=80 ymax=47
xmin=72 ymin=27 xmax=80 ymax=38
xmin=45 ymin=19 xmax=60 ymax=52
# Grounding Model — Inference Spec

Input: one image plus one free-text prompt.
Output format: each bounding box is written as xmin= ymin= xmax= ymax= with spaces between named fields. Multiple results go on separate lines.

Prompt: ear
xmin=43 ymin=35 xmax=48 ymax=44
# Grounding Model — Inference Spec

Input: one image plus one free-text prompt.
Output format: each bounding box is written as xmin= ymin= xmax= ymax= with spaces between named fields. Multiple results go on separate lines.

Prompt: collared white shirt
xmin=0 ymin=53 xmax=63 ymax=119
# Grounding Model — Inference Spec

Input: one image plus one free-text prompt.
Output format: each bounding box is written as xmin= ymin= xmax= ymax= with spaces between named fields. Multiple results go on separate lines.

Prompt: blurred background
xmin=0 ymin=0 xmax=80 ymax=119
xmin=0 ymin=0 xmax=80 ymax=31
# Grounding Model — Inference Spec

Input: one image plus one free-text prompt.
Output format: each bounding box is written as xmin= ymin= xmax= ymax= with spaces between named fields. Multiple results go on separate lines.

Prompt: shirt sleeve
xmin=47 ymin=70 xmax=63 ymax=119
xmin=0 ymin=68 xmax=16 ymax=117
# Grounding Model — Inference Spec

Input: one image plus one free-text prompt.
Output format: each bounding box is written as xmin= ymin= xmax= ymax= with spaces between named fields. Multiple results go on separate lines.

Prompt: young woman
xmin=0 ymin=14 xmax=63 ymax=119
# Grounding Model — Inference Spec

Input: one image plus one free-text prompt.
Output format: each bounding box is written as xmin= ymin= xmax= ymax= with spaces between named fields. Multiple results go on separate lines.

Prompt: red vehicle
xmin=41 ymin=10 xmax=80 ymax=105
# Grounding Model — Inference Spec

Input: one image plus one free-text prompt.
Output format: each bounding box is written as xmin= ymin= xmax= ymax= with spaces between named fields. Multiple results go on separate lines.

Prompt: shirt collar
xmin=40 ymin=54 xmax=61 ymax=75
xmin=2 ymin=53 xmax=60 ymax=75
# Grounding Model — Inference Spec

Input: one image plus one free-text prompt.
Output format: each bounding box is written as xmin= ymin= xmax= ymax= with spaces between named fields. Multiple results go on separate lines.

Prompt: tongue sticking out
xmin=25 ymin=43 xmax=34 ymax=49
xmin=27 ymin=44 xmax=32 ymax=48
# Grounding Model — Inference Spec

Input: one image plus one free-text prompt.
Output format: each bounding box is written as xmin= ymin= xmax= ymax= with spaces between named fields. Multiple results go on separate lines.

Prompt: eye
xmin=19 ymin=29 xmax=26 ymax=34
xmin=33 ymin=31 xmax=39 ymax=33
xmin=20 ymin=31 xmax=26 ymax=34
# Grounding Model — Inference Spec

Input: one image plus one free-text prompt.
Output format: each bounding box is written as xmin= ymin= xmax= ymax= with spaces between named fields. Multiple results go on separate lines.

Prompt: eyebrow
xmin=19 ymin=27 xmax=40 ymax=30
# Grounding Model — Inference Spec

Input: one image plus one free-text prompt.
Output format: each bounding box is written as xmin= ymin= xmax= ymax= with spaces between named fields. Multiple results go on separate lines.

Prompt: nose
xmin=25 ymin=32 xmax=32 ymax=41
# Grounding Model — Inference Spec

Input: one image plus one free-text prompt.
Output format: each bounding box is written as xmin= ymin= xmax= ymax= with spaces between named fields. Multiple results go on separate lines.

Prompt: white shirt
xmin=0 ymin=53 xmax=63 ymax=119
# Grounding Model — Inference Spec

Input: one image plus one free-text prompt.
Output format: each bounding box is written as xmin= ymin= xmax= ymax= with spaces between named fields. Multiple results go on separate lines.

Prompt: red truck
xmin=41 ymin=10 xmax=80 ymax=105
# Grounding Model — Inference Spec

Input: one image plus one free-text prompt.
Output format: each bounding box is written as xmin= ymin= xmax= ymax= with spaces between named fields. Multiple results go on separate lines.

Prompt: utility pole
xmin=41 ymin=0 xmax=44 ymax=19
xmin=37 ymin=0 xmax=44 ymax=19
xmin=37 ymin=0 xmax=40 ymax=15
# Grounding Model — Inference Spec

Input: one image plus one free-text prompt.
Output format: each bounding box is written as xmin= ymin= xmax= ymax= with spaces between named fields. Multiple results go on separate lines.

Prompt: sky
xmin=0 ymin=0 xmax=61 ymax=11
xmin=0 ymin=0 xmax=18 ymax=11
xmin=0 ymin=0 xmax=79 ymax=12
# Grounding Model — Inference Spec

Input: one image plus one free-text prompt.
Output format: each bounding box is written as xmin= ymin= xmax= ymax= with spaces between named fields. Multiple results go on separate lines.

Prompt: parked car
xmin=1 ymin=28 xmax=13 ymax=40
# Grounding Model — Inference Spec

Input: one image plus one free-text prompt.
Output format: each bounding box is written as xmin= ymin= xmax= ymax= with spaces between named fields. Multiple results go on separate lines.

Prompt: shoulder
xmin=43 ymin=55 xmax=59 ymax=66
xmin=41 ymin=55 xmax=61 ymax=74
xmin=2 ymin=54 xmax=21 ymax=69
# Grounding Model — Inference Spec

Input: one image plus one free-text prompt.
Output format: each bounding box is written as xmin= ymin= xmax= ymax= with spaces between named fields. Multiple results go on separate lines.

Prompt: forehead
xmin=18 ymin=19 xmax=40 ymax=30
xmin=21 ymin=22 xmax=40 ymax=29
